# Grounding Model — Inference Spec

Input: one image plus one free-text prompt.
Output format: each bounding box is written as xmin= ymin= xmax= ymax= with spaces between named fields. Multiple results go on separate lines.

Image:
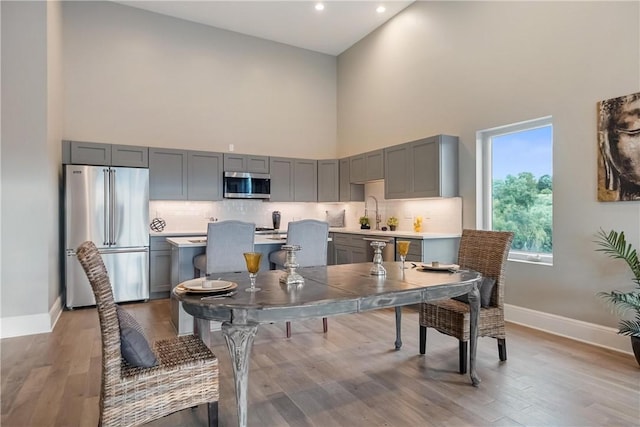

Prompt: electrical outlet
xmin=229 ymin=144 xmax=235 ymax=152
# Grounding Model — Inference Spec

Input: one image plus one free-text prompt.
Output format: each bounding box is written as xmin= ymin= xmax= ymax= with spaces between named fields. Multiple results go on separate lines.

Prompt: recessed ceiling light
xmin=376 ymin=6 xmax=386 ymax=13
xmin=315 ymin=3 xmax=325 ymax=11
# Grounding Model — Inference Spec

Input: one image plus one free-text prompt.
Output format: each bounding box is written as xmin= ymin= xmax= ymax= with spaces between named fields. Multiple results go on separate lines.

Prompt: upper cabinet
xmin=350 ymin=149 xmax=384 ymax=183
xmin=63 ymin=140 xmax=149 ymax=168
xmin=150 ymin=148 xmax=223 ymax=201
xmin=223 ymin=153 xmax=269 ymax=173
xmin=188 ymin=151 xmax=223 ymax=201
xmin=317 ymin=159 xmax=339 ymax=202
xmin=339 ymin=158 xmax=364 ymax=202
xmin=270 ymin=157 xmax=317 ymax=202
xmin=384 ymin=135 xmax=458 ymax=199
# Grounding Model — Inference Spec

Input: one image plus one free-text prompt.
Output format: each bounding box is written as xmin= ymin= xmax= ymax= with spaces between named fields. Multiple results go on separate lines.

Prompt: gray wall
xmin=62 ymin=1 xmax=338 ymax=159
xmin=1 ymin=0 xmax=63 ymax=327
xmin=337 ymin=1 xmax=640 ymax=328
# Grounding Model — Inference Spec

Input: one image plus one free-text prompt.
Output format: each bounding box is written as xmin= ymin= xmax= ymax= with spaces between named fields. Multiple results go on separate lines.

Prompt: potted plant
xmin=359 ymin=216 xmax=370 ymax=230
xmin=595 ymin=228 xmax=640 ymax=366
xmin=387 ymin=216 xmax=399 ymax=231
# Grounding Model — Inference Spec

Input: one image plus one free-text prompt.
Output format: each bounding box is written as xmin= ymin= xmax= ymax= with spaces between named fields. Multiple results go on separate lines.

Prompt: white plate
xmin=182 ymin=278 xmax=235 ymax=291
xmin=419 ymin=263 xmax=460 ymax=271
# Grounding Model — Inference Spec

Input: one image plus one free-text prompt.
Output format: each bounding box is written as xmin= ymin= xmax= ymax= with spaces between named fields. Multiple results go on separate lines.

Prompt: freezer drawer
xmin=66 ymin=248 xmax=149 ymax=308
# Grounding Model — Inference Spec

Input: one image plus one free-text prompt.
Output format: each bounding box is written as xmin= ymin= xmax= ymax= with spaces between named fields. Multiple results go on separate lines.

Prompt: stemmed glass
xmin=243 ymin=252 xmax=262 ymax=292
xmin=397 ymin=240 xmax=411 ymax=269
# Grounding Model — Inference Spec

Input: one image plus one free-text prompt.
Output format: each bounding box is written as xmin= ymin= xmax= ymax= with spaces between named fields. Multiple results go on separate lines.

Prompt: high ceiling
xmin=114 ymin=1 xmax=415 ymax=56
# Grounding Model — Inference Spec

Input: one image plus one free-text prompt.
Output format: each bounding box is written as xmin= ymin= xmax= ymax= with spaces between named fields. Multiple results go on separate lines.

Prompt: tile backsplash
xmin=149 ymin=181 xmax=461 ymax=234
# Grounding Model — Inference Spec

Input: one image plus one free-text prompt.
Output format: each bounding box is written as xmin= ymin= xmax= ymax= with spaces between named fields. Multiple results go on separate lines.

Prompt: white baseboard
xmin=505 ymin=304 xmax=633 ymax=355
xmin=0 ymin=296 xmax=63 ymax=339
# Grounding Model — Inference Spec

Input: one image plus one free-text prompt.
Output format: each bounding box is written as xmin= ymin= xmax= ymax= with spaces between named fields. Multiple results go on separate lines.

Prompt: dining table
xmin=174 ymin=261 xmax=482 ymax=427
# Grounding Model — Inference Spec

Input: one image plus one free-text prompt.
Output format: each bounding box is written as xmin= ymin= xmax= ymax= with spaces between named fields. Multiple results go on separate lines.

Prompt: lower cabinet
xmin=149 ymin=236 xmax=172 ymax=299
xmin=332 ymin=233 xmax=370 ymax=265
xmin=394 ymin=237 xmax=460 ymax=264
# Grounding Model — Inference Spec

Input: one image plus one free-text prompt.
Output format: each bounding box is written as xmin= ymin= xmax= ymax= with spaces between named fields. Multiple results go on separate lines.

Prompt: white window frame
xmin=476 ymin=116 xmax=553 ymax=265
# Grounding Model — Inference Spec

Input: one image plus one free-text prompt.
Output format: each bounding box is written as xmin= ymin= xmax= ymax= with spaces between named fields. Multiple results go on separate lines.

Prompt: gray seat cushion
xmin=269 ymin=249 xmax=287 ymax=269
xmin=452 ymin=276 xmax=496 ymax=308
xmin=116 ymin=305 xmax=157 ymax=368
xmin=193 ymin=253 xmax=206 ymax=272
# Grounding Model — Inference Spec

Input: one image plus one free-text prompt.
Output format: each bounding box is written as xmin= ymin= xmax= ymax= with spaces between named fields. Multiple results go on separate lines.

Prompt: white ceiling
xmin=114 ymin=1 xmax=415 ymax=56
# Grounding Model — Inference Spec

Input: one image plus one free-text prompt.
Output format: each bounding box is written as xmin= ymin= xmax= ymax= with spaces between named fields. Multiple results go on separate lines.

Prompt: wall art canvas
xmin=598 ymin=91 xmax=640 ymax=201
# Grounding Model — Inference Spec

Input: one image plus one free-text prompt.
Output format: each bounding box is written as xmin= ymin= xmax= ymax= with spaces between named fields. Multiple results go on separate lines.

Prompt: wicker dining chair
xmin=76 ymin=241 xmax=219 ymax=427
xmin=419 ymin=229 xmax=514 ymax=374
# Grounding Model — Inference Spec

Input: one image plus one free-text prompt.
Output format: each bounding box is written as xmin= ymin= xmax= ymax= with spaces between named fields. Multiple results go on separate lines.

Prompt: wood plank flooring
xmin=2 ymin=300 xmax=639 ymax=426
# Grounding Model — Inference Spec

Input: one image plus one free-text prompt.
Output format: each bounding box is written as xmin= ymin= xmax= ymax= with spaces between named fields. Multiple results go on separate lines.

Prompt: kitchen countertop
xmin=167 ymin=234 xmax=288 ymax=248
xmin=153 ymin=228 xmax=459 ymax=240
xmin=328 ymin=228 xmax=460 ymax=239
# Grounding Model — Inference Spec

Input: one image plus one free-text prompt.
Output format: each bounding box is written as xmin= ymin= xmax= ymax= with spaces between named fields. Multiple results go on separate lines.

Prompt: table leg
xmin=221 ymin=321 xmax=259 ymax=427
xmin=394 ymin=306 xmax=402 ymax=350
xmin=194 ymin=318 xmax=212 ymax=348
xmin=467 ymin=281 xmax=481 ymax=386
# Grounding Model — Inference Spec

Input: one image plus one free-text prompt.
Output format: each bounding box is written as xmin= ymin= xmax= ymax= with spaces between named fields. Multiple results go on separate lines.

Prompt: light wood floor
xmin=2 ymin=300 xmax=639 ymax=427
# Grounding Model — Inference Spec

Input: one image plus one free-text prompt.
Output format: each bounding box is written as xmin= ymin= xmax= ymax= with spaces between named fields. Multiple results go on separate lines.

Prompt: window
xmin=478 ymin=116 xmax=553 ymax=264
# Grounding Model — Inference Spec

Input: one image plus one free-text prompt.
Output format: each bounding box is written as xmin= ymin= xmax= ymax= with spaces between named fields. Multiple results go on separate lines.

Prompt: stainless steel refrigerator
xmin=65 ymin=165 xmax=149 ymax=308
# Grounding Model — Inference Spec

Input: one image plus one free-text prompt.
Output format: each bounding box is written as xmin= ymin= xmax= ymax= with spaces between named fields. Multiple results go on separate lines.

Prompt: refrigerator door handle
xmin=103 ymin=168 xmax=109 ymax=246
xmin=99 ymin=247 xmax=149 ymax=255
xmin=110 ymin=169 xmax=116 ymax=246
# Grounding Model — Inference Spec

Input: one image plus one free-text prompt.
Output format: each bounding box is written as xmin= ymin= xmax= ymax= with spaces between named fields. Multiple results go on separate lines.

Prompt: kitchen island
xmin=166 ymin=234 xmax=288 ymax=335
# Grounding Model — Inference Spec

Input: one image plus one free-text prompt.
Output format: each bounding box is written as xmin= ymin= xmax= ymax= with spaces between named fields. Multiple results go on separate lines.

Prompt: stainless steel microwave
xmin=223 ymin=171 xmax=271 ymax=199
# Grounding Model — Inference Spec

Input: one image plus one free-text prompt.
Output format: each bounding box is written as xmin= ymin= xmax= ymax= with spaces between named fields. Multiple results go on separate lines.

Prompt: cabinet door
xmin=366 ymin=149 xmax=384 ymax=181
xmin=247 ymin=155 xmax=269 ymax=173
xmin=351 ymin=247 xmax=368 ymax=264
xmin=318 ymin=160 xmax=339 ymax=202
xmin=270 ymin=157 xmax=294 ymax=201
xmin=149 ymin=148 xmax=188 ymax=200
xmin=294 ymin=159 xmax=317 ymax=202
xmin=409 ymin=135 xmax=459 ymax=198
xmin=223 ymin=153 xmax=247 ymax=172
xmin=339 ymin=158 xmax=364 ymax=201
xmin=188 ymin=151 xmax=223 ymax=201
xmin=335 ymin=246 xmax=350 ymax=265
xmin=350 ymin=155 xmax=366 ymax=183
xmin=112 ymin=144 xmax=149 ymax=167
xmin=384 ymin=144 xmax=410 ymax=199
xmin=70 ymin=141 xmax=111 ymax=166
xmin=150 ymin=249 xmax=171 ymax=297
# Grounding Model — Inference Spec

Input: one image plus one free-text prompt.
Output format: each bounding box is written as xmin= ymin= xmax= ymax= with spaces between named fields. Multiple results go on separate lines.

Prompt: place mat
xmin=418 ymin=263 xmax=460 ymax=272
xmin=176 ymin=280 xmax=238 ymax=294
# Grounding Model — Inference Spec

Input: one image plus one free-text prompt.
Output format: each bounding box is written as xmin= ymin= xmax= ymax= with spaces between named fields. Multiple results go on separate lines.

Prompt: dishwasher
xmin=363 ymin=236 xmax=396 ymax=262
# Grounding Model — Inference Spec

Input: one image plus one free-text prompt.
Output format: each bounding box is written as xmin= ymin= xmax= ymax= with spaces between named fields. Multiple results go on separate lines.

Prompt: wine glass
xmin=397 ymin=240 xmax=411 ymax=269
xmin=243 ymin=252 xmax=262 ymax=292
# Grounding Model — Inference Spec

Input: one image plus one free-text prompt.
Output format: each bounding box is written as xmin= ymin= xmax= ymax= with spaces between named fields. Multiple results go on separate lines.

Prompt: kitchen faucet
xmin=365 ymin=195 xmax=381 ymax=230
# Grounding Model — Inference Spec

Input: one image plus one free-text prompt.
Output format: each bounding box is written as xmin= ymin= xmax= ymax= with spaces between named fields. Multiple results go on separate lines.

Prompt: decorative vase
xmin=361 ymin=224 xmax=370 ymax=230
xmin=272 ymin=211 xmax=281 ymax=230
xmin=389 ymin=225 xmax=397 ymax=231
xmin=632 ymin=336 xmax=640 ymax=366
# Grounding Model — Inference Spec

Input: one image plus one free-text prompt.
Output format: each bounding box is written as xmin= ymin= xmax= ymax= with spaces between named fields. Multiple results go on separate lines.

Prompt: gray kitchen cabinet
xmin=327 ymin=232 xmax=336 ymax=265
xmin=149 ymin=148 xmax=188 ymax=200
xmin=269 ymin=157 xmax=295 ymax=201
xmin=188 ymin=151 xmax=223 ymax=201
xmin=223 ymin=153 xmax=269 ymax=173
xmin=350 ymin=149 xmax=384 ymax=183
xmin=332 ymin=233 xmax=369 ymax=265
xmin=350 ymin=154 xmax=366 ymax=183
xmin=270 ymin=157 xmax=318 ymax=202
xmin=64 ymin=140 xmax=149 ymax=167
xmin=384 ymin=135 xmax=459 ymax=199
xmin=294 ymin=159 xmax=318 ymax=202
xmin=317 ymin=159 xmax=339 ymax=202
xmin=339 ymin=158 xmax=364 ymax=201
xmin=149 ymin=236 xmax=171 ymax=299
xmin=394 ymin=237 xmax=460 ymax=264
